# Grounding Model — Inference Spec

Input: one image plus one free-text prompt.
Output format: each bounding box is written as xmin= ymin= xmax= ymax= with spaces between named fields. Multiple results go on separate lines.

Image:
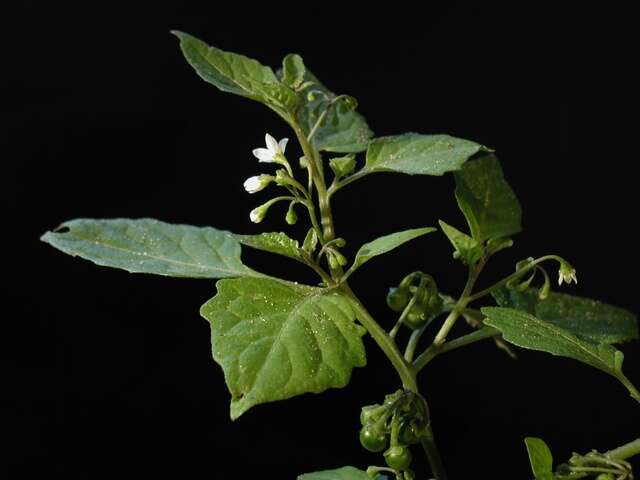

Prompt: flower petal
xmin=243 ymin=176 xmax=261 ymax=193
xmin=265 ymin=133 xmax=279 ymax=153
xmin=278 ymin=137 xmax=289 ymax=153
xmin=253 ymin=148 xmax=274 ymax=163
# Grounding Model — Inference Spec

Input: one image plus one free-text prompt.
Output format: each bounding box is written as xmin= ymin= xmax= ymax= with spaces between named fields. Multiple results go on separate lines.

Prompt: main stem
xmin=344 ymin=286 xmax=448 ymax=480
xmin=293 ymin=125 xmax=335 ymax=242
xmin=293 ymin=123 xmax=448 ymax=478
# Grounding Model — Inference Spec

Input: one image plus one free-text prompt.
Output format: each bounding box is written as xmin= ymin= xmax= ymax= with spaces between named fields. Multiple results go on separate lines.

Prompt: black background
xmin=3 ymin=2 xmax=639 ymax=479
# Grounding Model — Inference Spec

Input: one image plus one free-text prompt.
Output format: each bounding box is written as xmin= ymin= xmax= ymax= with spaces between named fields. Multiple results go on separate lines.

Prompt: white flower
xmin=243 ymin=175 xmax=272 ymax=194
xmin=252 ymin=133 xmax=289 ymax=163
xmin=249 ymin=206 xmax=265 ymax=223
xmin=558 ymin=263 xmax=578 ymax=286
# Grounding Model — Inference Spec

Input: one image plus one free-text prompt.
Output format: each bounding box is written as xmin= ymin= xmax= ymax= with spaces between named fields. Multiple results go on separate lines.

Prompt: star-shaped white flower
xmin=243 ymin=174 xmax=272 ymax=194
xmin=252 ymin=133 xmax=289 ymax=163
xmin=558 ymin=263 xmax=578 ymax=286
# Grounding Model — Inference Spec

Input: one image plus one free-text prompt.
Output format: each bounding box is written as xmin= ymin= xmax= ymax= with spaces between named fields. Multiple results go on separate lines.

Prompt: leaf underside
xmin=201 ymin=277 xmax=367 ymax=419
xmin=41 ymin=218 xmax=257 ymax=278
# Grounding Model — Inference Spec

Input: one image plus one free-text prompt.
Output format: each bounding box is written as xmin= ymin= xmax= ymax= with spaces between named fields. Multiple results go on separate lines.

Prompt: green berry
xmin=386 ymin=287 xmax=409 ymax=312
xmin=384 ymin=445 xmax=412 ymax=470
xmin=359 ymin=425 xmax=387 ymax=452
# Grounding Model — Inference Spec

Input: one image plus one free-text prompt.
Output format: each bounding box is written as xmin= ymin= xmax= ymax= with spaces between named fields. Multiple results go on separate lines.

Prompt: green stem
xmin=302 ymin=200 xmax=325 ymax=247
xmin=341 ymin=284 xmax=416 ymax=391
xmin=342 ymin=284 xmax=449 ymax=479
xmin=404 ymin=325 xmax=427 ymax=363
xmin=302 ymin=258 xmax=333 ymax=286
xmin=433 ymin=262 xmax=482 ymax=345
xmin=466 ymin=254 xmax=565 ymax=303
xmin=293 ymin=125 xmax=336 ymax=244
xmin=412 ymin=261 xmax=484 ymax=373
xmin=412 ymin=327 xmax=499 ymax=371
xmin=607 ymin=438 xmax=640 ymax=460
xmin=390 ymin=278 xmax=426 ymax=339
xmin=619 ymin=375 xmax=640 ymax=402
xmin=306 ymin=108 xmax=330 ymax=142
xmin=421 ymin=427 xmax=448 ymax=480
xmin=328 ymin=169 xmax=368 ymax=198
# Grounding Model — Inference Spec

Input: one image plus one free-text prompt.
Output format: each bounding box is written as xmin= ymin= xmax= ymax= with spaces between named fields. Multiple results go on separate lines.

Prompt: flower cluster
xmin=243 ymin=133 xmax=291 ymax=223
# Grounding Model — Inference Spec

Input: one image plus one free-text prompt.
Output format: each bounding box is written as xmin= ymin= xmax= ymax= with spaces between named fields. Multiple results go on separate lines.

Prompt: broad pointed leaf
xmin=298 ymin=466 xmax=386 ymax=480
xmin=41 ymin=218 xmax=258 ymax=278
xmin=201 ymin=277 xmax=366 ymax=419
xmin=349 ymin=227 xmax=436 ymax=273
xmin=524 ymin=437 xmax=554 ymax=480
xmin=482 ymin=307 xmax=640 ymax=401
xmin=438 ymin=219 xmax=483 ymax=266
xmin=493 ymin=287 xmax=639 ymax=344
xmin=235 ymin=232 xmax=302 ymax=261
xmin=363 ymin=133 xmax=486 ymax=176
xmin=294 ymin=70 xmax=373 ymax=153
xmin=173 ymin=31 xmax=277 ymax=97
xmin=454 ymin=154 xmax=522 ymax=242
xmin=173 ymin=31 xmax=297 ymax=112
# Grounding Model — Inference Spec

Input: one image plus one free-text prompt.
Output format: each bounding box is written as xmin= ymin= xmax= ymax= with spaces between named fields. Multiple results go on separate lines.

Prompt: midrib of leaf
xmin=531 ymin=317 xmax=614 ymax=372
xmin=62 ymin=229 xmax=256 ymax=277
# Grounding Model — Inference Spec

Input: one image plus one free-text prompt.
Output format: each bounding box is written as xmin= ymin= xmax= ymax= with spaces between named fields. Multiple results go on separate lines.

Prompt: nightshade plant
xmin=41 ymin=32 xmax=640 ymax=480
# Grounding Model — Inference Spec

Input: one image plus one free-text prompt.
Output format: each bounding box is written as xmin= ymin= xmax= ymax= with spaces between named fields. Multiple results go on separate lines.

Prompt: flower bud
xmin=285 ymin=202 xmax=298 ymax=225
xmin=243 ymin=174 xmax=272 ymax=194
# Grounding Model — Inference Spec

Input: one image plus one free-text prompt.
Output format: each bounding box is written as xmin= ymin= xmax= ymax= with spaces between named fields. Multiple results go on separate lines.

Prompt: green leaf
xmin=172 ymin=31 xmax=296 ymax=113
xmin=201 ymin=277 xmax=366 ymax=419
xmin=482 ymin=307 xmax=640 ymax=401
xmin=524 ymin=437 xmax=554 ymax=479
xmin=329 ymin=154 xmax=356 ymax=179
xmin=349 ymin=227 xmax=436 ymax=274
xmin=363 ymin=133 xmax=486 ymax=176
xmin=282 ymin=53 xmax=305 ymax=88
xmin=492 ymin=287 xmax=639 ymax=344
xmin=298 ymin=466 xmax=385 ymax=480
xmin=41 ymin=218 xmax=258 ymax=278
xmin=172 ymin=31 xmax=277 ymax=98
xmin=294 ymin=70 xmax=373 ymax=153
xmin=438 ymin=220 xmax=483 ymax=266
xmin=235 ymin=232 xmax=302 ymax=261
xmin=454 ymin=154 xmax=522 ymax=242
